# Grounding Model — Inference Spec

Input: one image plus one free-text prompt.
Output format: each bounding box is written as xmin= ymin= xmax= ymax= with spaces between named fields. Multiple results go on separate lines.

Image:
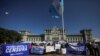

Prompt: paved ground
xmin=28 ymin=54 xmax=86 ymax=56
xmin=28 ymin=53 xmax=87 ymax=56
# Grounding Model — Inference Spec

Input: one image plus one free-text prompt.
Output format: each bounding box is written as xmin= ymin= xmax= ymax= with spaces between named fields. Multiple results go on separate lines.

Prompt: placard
xmin=45 ymin=46 xmax=55 ymax=53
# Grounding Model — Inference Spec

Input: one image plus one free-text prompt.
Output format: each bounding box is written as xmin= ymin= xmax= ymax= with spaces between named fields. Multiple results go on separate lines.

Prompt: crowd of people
xmin=29 ymin=42 xmax=68 ymax=54
xmin=0 ymin=41 xmax=99 ymax=56
xmin=29 ymin=41 xmax=100 ymax=56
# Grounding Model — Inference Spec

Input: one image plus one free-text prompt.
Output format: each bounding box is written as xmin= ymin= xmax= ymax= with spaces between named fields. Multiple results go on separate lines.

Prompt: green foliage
xmin=0 ymin=27 xmax=22 ymax=44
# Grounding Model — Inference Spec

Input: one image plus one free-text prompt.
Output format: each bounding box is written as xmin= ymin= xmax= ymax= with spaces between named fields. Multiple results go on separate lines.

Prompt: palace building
xmin=20 ymin=26 xmax=92 ymax=43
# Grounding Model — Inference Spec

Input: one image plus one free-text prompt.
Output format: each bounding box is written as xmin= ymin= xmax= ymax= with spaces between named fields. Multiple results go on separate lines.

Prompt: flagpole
xmin=61 ymin=0 xmax=64 ymax=41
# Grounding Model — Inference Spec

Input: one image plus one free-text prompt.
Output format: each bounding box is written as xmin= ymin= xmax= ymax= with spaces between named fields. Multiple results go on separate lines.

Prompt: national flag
xmin=49 ymin=0 xmax=64 ymax=18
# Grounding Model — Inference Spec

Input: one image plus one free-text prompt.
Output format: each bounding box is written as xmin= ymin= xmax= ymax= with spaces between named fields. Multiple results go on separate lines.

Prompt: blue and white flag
xmin=49 ymin=0 xmax=64 ymax=18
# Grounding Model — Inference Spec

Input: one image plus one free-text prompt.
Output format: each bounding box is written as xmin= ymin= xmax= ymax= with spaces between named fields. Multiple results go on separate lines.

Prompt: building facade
xmin=20 ymin=27 xmax=92 ymax=43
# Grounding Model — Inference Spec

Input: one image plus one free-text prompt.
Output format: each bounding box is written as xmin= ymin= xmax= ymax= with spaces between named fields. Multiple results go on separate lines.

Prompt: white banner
xmin=61 ymin=48 xmax=66 ymax=54
xmin=55 ymin=44 xmax=61 ymax=49
xmin=45 ymin=46 xmax=56 ymax=53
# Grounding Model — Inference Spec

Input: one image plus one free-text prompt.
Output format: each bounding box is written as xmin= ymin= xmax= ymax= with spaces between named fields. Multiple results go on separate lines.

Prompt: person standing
xmin=86 ymin=42 xmax=94 ymax=56
xmin=93 ymin=42 xmax=99 ymax=56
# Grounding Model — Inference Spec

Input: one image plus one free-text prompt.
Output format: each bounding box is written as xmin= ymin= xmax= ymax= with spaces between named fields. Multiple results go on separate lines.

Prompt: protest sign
xmin=55 ymin=44 xmax=61 ymax=49
xmin=45 ymin=46 xmax=55 ymax=53
xmin=61 ymin=48 xmax=66 ymax=54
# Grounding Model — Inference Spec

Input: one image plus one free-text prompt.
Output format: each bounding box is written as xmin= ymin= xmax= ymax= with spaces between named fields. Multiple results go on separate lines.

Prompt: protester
xmin=86 ymin=42 xmax=94 ymax=55
xmin=92 ymin=42 xmax=99 ymax=56
xmin=65 ymin=43 xmax=68 ymax=48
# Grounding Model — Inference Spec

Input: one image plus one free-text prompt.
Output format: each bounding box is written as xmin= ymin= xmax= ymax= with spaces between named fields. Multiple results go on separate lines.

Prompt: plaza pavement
xmin=28 ymin=54 xmax=87 ymax=56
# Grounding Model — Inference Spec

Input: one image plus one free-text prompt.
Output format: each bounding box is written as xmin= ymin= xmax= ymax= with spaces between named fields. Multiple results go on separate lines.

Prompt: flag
xmin=49 ymin=0 xmax=64 ymax=18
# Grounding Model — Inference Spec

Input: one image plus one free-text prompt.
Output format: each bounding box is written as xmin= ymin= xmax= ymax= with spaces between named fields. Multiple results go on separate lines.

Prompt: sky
xmin=0 ymin=0 xmax=100 ymax=38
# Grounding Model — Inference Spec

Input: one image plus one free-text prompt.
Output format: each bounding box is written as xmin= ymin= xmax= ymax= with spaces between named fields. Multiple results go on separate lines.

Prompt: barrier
xmin=1 ymin=43 xmax=30 ymax=56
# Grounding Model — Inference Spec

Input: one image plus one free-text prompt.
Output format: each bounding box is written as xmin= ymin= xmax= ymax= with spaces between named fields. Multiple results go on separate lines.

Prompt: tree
xmin=0 ymin=27 xmax=22 ymax=44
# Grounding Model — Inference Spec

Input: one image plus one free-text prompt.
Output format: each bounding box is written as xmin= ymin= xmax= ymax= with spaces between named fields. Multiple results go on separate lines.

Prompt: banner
xmin=1 ymin=43 xmax=30 ymax=56
xmin=31 ymin=46 xmax=44 ymax=54
xmin=45 ymin=46 xmax=55 ymax=53
xmin=61 ymin=48 xmax=66 ymax=54
xmin=55 ymin=44 xmax=61 ymax=49
xmin=67 ymin=44 xmax=86 ymax=55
